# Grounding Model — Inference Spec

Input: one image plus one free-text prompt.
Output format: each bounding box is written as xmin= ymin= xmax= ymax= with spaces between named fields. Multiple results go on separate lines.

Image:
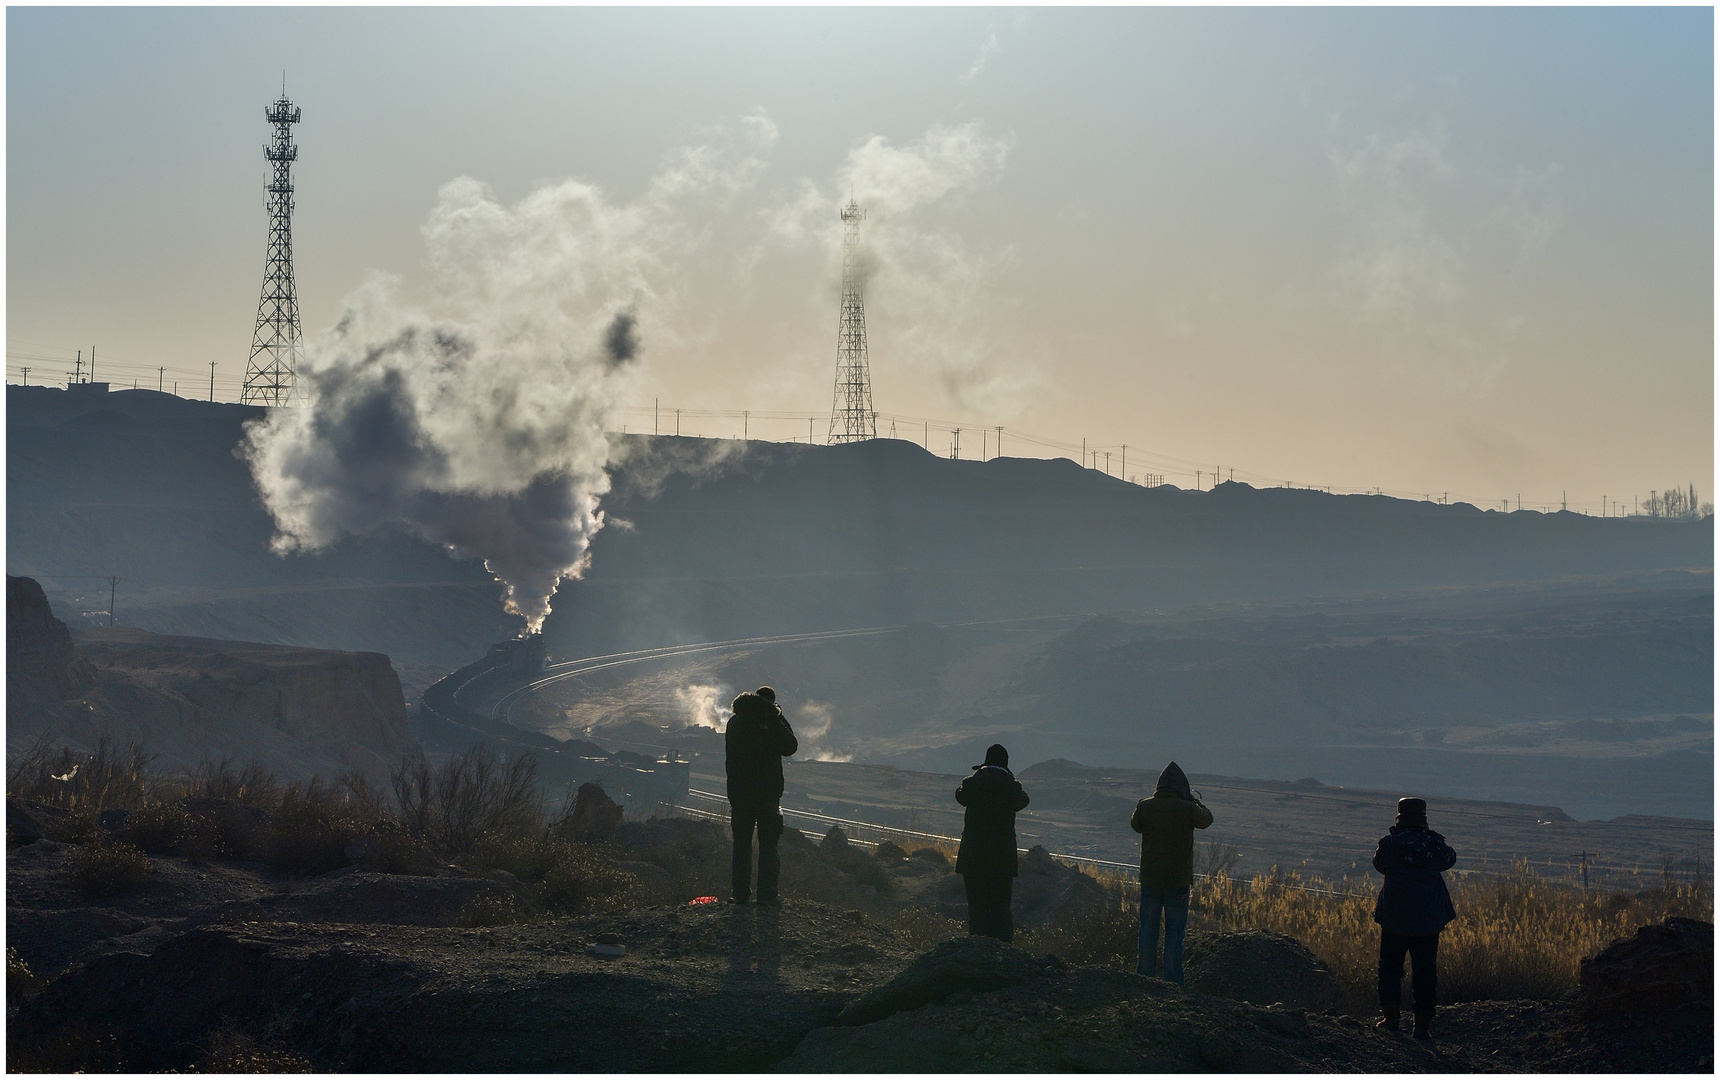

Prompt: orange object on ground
xmin=689 ymin=896 xmax=719 ymax=905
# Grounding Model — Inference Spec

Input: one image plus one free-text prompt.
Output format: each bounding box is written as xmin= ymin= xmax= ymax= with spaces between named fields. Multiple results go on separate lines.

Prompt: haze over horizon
xmin=8 ymin=7 xmax=1713 ymax=512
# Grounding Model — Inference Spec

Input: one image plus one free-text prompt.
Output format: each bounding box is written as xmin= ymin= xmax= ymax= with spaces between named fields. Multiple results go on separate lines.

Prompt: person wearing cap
xmin=1371 ymin=797 xmax=1457 ymax=1040
xmin=1130 ymin=761 xmax=1213 ymax=982
xmin=724 ymin=686 xmax=798 ymax=907
xmin=954 ymin=744 xmax=1031 ymax=942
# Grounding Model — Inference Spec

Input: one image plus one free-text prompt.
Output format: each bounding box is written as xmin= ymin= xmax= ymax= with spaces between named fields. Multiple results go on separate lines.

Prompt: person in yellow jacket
xmin=1129 ymin=761 xmax=1212 ymax=982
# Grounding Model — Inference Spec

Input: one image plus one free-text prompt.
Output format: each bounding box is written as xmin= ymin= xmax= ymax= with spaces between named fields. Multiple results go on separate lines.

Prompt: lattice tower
xmin=828 ymin=199 xmax=876 ymax=442
xmin=243 ymin=87 xmax=304 ymax=406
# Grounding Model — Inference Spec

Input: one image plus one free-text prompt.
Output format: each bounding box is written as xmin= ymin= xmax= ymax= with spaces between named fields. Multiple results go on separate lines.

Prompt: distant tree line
xmin=1638 ymin=484 xmax=1711 ymax=519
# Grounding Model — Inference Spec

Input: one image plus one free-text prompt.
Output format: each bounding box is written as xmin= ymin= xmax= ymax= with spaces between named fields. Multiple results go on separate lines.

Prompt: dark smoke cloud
xmin=604 ymin=311 xmax=640 ymax=366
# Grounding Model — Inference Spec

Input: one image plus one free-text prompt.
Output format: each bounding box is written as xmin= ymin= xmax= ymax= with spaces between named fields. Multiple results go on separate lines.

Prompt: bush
xmin=189 ymin=1021 xmax=312 ymax=1073
xmin=264 ymin=783 xmax=366 ymax=877
xmin=470 ymin=831 xmax=640 ymax=913
xmin=118 ymin=801 xmax=193 ymax=855
xmin=9 ymin=947 xmax=44 ymax=999
xmin=392 ymin=744 xmax=543 ymax=854
xmin=455 ymin=894 xmax=527 ymax=928
xmin=71 ymin=840 xmax=150 ymax=897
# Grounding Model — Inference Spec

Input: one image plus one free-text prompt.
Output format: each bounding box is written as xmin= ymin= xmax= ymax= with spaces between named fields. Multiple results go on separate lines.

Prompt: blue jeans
xmin=1139 ymin=883 xmax=1190 ymax=982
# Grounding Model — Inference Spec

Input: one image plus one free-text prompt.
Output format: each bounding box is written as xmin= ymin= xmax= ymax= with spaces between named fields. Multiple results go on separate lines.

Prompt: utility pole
xmin=1104 ymin=451 xmax=1111 ymax=475
xmin=90 ymin=346 xmax=97 ymax=382
xmin=996 ymin=426 xmax=1003 ymax=460
xmin=1122 ymin=445 xmax=1126 ymax=478
xmin=210 ymin=361 xmax=217 ymax=401
xmin=106 ymin=575 xmax=120 ymax=627
xmin=676 ymin=409 xmax=681 ymax=436
xmin=743 ymin=410 xmax=749 ymax=440
xmin=1570 ymin=851 xmax=1596 ymax=892
xmin=20 ymin=367 xmax=29 ymax=386
xmin=158 ymin=367 xmax=165 ymax=392
xmin=1197 ymin=470 xmax=1202 ymax=488
xmin=981 ymin=429 xmax=987 ymax=460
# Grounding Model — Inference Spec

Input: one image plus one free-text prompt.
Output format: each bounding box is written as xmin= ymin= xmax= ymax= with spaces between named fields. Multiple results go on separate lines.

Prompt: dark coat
xmin=1372 ymin=826 xmax=1458 ymax=935
xmin=955 ymin=765 xmax=1030 ymax=878
xmin=1130 ymin=763 xmax=1213 ymax=889
xmin=724 ymin=693 xmax=797 ymax=808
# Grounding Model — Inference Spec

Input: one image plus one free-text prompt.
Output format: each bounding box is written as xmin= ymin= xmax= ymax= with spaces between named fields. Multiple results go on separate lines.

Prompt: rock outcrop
xmin=7 ymin=575 xmax=96 ymax=706
xmin=1577 ymin=916 xmax=1713 ymax=1021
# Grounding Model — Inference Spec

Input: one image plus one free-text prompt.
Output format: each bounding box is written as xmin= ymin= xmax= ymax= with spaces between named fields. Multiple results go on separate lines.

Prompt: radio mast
xmin=243 ymin=81 xmax=304 ymax=406
xmin=828 ymin=199 xmax=876 ymax=442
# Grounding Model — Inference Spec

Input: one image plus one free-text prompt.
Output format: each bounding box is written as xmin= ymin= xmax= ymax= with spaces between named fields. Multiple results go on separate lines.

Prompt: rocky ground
xmin=7 ymin=809 xmax=1711 ymax=1073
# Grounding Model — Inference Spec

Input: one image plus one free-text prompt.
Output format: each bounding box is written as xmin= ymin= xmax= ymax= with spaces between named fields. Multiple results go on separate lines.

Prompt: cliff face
xmin=7 ymin=575 xmax=96 ymax=704
xmin=72 ymin=628 xmax=415 ymax=768
xmin=6 ymin=577 xmax=416 ymax=777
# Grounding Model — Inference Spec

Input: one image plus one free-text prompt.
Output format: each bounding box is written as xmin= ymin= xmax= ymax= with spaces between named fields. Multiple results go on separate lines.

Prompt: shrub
xmin=118 ymin=801 xmax=194 ymax=855
xmin=264 ymin=782 xmax=366 ymax=877
xmin=391 ymin=744 xmax=542 ymax=854
xmin=471 ymin=831 xmax=640 ymax=914
xmin=9 ymin=947 xmax=44 ymax=999
xmin=71 ymin=840 xmax=150 ymax=897
xmin=455 ymin=894 xmax=527 ymax=928
xmin=539 ymin=848 xmax=640 ymax=913
xmin=190 ymin=1021 xmax=312 ymax=1073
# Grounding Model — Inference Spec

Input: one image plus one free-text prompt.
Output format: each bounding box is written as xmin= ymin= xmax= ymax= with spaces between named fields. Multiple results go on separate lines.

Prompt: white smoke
xmin=242 ymin=117 xmax=777 ymax=631
xmin=769 ymin=122 xmax=1043 ymax=417
xmin=796 ymin=700 xmax=852 ymax=763
xmin=676 ymin=682 xmax=734 ymax=732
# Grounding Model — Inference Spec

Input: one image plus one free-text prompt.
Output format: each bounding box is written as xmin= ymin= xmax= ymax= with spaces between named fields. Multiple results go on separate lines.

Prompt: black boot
xmin=1412 ymin=1010 xmax=1433 ymax=1041
xmin=1375 ymin=1006 xmax=1401 ymax=1033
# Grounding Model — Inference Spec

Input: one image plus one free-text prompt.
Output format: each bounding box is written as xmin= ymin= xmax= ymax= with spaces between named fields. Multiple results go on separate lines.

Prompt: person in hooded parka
xmin=1371 ymin=797 xmax=1457 ymax=1040
xmin=1129 ymin=761 xmax=1213 ymax=983
xmin=954 ymin=744 xmax=1030 ymax=942
xmin=724 ymin=686 xmax=798 ymax=906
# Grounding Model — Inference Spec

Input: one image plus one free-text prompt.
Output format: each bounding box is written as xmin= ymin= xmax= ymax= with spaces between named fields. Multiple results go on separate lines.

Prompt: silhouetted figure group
xmin=721 ymin=697 xmax=1458 ymax=1040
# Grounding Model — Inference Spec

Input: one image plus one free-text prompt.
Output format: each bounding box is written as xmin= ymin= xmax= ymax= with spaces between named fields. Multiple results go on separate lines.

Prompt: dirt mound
xmin=786 ymin=966 xmax=1463 ymax=1072
xmin=1577 ymin=916 xmax=1712 ymax=1021
xmin=839 ymin=936 xmax=1058 ymax=1025
xmin=1184 ymin=928 xmax=1344 ymax=1012
xmin=9 ymin=900 xmax=920 ymax=1072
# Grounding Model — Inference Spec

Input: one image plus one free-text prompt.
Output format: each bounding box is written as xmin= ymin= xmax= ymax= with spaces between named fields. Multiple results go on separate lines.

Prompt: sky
xmin=7 ymin=7 xmax=1713 ymax=511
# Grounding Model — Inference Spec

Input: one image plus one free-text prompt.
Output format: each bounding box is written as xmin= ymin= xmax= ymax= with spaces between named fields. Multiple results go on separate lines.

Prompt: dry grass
xmin=9 ymin=737 xmax=165 ymax=813
xmin=1191 ymin=859 xmax=1713 ymax=1016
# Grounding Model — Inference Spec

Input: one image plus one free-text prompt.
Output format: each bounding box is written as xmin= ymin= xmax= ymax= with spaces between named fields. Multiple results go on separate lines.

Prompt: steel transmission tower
xmin=243 ymin=86 xmax=304 ymax=406
xmin=828 ymin=199 xmax=876 ymax=442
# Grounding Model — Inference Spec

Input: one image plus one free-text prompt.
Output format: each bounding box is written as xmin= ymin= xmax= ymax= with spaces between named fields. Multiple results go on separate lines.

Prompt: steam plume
xmin=243 ymin=118 xmax=775 ymax=631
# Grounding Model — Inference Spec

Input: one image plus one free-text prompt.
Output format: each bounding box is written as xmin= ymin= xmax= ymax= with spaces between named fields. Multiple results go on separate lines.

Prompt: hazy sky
xmin=8 ymin=7 xmax=1712 ymax=509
